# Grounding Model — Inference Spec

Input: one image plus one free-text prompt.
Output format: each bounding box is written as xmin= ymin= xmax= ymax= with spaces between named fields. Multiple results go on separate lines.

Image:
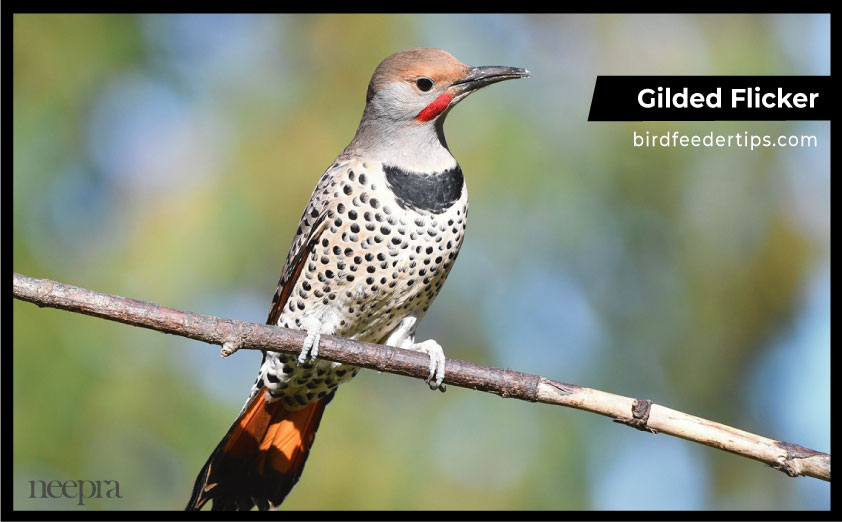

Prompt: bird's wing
xmin=265 ymin=163 xmax=344 ymax=326
xmin=265 ymin=212 xmax=328 ymax=326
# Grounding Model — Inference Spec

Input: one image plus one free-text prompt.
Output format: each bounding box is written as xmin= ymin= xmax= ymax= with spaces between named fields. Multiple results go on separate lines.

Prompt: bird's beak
xmin=451 ymin=65 xmax=530 ymax=93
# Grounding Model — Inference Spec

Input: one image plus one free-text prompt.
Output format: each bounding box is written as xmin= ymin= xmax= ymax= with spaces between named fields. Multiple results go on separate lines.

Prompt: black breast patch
xmin=383 ymin=164 xmax=464 ymax=214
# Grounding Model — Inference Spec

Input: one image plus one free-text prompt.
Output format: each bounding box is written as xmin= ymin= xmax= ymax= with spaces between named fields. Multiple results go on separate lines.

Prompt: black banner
xmin=588 ymin=76 xmax=831 ymax=121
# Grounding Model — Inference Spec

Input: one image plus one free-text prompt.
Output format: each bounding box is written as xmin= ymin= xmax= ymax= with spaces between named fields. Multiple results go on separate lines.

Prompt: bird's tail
xmin=186 ymin=388 xmax=335 ymax=511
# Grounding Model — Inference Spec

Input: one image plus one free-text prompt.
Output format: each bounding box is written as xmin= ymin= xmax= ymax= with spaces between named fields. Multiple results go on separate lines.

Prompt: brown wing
xmin=265 ymin=155 xmax=356 ymax=325
xmin=266 ymin=210 xmax=328 ymax=326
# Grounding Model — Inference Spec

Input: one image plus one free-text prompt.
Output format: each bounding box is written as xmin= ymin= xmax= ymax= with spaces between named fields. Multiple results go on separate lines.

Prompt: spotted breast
xmin=254 ymin=153 xmax=468 ymax=409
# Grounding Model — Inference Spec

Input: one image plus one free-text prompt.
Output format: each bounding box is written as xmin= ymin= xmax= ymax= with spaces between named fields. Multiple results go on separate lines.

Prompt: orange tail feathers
xmin=186 ymin=388 xmax=335 ymax=511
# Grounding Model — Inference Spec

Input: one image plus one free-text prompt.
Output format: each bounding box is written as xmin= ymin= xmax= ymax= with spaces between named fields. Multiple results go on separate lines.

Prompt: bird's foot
xmin=386 ymin=317 xmax=446 ymax=392
xmin=297 ymin=316 xmax=323 ymax=366
xmin=409 ymin=339 xmax=447 ymax=392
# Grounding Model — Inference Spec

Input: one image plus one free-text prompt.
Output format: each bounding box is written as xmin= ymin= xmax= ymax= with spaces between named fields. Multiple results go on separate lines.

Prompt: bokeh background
xmin=12 ymin=14 xmax=829 ymax=510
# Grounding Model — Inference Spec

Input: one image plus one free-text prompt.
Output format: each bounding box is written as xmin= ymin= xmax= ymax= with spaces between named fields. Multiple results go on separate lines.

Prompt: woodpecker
xmin=186 ymin=48 xmax=528 ymax=511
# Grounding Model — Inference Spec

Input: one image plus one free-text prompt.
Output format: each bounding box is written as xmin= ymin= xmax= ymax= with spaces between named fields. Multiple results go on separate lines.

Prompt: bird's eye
xmin=415 ymin=77 xmax=434 ymax=92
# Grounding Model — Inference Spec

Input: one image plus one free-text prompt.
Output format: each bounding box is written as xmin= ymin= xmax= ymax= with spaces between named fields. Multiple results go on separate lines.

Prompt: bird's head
xmin=349 ymin=48 xmax=528 ymax=172
xmin=363 ymin=48 xmax=530 ymax=125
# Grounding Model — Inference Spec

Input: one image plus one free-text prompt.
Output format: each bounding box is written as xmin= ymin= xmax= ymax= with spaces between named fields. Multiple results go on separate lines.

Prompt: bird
xmin=186 ymin=47 xmax=529 ymax=511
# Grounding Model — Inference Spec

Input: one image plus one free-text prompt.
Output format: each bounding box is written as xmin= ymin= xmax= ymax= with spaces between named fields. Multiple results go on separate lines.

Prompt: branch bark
xmin=12 ymin=272 xmax=830 ymax=482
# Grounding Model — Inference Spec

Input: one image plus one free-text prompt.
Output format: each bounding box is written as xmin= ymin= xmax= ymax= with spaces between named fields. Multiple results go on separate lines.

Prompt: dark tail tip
xmin=186 ymin=390 xmax=335 ymax=511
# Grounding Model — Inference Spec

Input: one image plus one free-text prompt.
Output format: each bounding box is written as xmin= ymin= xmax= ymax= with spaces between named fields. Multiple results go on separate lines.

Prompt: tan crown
xmin=366 ymin=48 xmax=469 ymax=102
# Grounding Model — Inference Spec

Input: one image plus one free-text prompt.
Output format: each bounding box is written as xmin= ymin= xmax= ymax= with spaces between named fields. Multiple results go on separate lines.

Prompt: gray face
xmin=367 ymin=80 xmax=442 ymax=122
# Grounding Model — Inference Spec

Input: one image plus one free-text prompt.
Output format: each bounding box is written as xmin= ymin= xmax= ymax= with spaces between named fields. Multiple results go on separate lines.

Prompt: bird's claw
xmin=297 ymin=330 xmax=321 ymax=366
xmin=417 ymin=339 xmax=446 ymax=391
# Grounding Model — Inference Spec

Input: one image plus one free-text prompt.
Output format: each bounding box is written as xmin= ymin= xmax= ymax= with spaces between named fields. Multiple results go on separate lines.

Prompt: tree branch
xmin=12 ymin=272 xmax=830 ymax=482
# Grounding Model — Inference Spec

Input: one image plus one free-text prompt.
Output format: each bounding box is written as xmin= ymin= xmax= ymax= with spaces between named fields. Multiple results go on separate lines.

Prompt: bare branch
xmin=12 ymin=272 xmax=830 ymax=482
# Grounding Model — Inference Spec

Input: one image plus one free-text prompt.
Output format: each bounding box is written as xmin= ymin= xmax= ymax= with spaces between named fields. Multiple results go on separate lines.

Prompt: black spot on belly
xmin=383 ymin=164 xmax=463 ymax=214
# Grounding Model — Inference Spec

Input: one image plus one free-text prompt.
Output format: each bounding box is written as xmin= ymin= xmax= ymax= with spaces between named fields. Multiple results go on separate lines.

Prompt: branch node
xmin=771 ymin=441 xmax=824 ymax=478
xmin=614 ymin=398 xmax=658 ymax=434
xmin=220 ymin=341 xmax=241 ymax=358
xmin=771 ymin=459 xmax=801 ymax=478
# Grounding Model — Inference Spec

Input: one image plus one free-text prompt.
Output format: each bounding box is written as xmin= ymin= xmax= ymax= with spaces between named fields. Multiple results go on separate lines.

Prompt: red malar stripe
xmin=417 ymin=93 xmax=454 ymax=122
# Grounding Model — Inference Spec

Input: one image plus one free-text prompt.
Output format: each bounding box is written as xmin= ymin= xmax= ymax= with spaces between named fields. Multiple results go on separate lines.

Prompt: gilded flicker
xmin=186 ymin=48 xmax=529 ymax=511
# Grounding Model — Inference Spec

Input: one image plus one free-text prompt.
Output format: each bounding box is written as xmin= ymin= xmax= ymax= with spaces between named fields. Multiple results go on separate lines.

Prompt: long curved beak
xmin=452 ymin=65 xmax=530 ymax=93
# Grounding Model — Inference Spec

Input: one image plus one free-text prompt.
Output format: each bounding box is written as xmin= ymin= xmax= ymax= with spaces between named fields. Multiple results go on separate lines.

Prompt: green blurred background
xmin=12 ymin=14 xmax=829 ymax=510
